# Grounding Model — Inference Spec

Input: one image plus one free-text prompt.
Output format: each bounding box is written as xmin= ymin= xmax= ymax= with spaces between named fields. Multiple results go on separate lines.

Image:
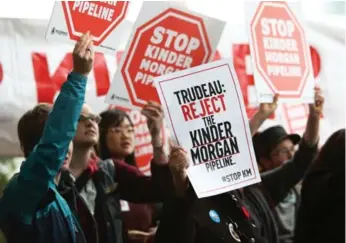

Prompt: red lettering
xmin=211 ymin=96 xmax=221 ymax=113
xmin=232 ymin=44 xmax=321 ymax=119
xmin=32 ymin=52 xmax=110 ymax=103
xmin=217 ymin=94 xmax=226 ymax=111
xmin=181 ymin=104 xmax=193 ymax=121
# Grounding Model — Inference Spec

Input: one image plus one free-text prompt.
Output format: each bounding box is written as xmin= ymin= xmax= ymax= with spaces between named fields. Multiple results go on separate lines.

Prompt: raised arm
xmin=16 ymin=33 xmax=94 ymax=209
xmin=249 ymin=94 xmax=278 ymax=136
xmin=261 ymin=89 xmax=324 ymax=204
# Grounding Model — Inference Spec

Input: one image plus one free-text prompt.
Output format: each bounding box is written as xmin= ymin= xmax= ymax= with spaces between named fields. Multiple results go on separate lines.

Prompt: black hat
xmin=255 ymin=125 xmax=301 ymax=158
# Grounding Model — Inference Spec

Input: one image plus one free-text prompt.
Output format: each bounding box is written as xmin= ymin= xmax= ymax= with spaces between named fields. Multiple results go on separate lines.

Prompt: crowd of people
xmin=0 ymin=32 xmax=344 ymax=243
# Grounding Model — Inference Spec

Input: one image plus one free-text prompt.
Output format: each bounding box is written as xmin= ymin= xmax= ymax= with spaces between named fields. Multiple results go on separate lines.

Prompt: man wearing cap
xmin=252 ymin=88 xmax=324 ymax=243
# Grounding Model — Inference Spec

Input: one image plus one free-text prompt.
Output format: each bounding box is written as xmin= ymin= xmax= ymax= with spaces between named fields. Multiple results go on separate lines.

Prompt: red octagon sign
xmin=62 ymin=1 xmax=129 ymax=46
xmin=251 ymin=1 xmax=310 ymax=96
xmin=121 ymin=8 xmax=212 ymax=108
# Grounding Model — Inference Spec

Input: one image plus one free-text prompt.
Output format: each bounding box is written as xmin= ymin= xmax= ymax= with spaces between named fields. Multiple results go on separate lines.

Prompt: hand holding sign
xmin=141 ymin=101 xmax=164 ymax=146
xmin=168 ymin=147 xmax=189 ymax=197
xmin=259 ymin=93 xmax=279 ymax=118
xmin=72 ymin=31 xmax=94 ymax=77
xmin=309 ymin=87 xmax=324 ymax=116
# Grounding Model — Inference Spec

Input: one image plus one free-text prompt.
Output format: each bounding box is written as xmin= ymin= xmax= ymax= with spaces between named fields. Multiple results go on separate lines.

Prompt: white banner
xmin=0 ymin=18 xmax=345 ymax=159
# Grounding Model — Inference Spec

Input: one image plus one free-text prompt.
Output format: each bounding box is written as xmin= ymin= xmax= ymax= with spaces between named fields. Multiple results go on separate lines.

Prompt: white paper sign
xmin=46 ymin=1 xmax=130 ymax=54
xmin=245 ymin=1 xmax=315 ymax=103
xmin=105 ymin=1 xmax=226 ymax=110
xmin=154 ymin=58 xmax=261 ymax=198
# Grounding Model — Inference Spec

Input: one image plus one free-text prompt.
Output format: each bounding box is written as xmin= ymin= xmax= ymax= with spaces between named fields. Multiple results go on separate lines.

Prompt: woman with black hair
xmin=98 ymin=103 xmax=170 ymax=243
xmin=294 ymin=129 xmax=345 ymax=243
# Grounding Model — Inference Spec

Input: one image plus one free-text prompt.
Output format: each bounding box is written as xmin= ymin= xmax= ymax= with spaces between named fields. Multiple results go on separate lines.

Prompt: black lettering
xmin=242 ymin=168 xmax=252 ymax=178
xmin=189 ymin=130 xmax=200 ymax=147
xmin=181 ymin=90 xmax=189 ymax=104
xmin=190 ymin=148 xmax=200 ymax=165
xmin=230 ymin=136 xmax=240 ymax=154
xmin=173 ymin=90 xmax=182 ymax=105
xmin=224 ymin=121 xmax=233 ymax=137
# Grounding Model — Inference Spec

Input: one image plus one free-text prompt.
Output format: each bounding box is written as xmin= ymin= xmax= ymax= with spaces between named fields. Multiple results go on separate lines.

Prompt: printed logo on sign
xmin=51 ymin=27 xmax=68 ymax=36
xmin=110 ymin=94 xmax=129 ymax=102
xmin=209 ymin=210 xmax=220 ymax=223
xmin=121 ymin=8 xmax=212 ymax=108
xmin=250 ymin=2 xmax=311 ymax=97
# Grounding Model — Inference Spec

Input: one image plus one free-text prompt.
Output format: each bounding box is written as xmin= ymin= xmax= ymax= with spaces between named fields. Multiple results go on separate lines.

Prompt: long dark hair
xmin=307 ymin=128 xmax=345 ymax=175
xmin=98 ymin=109 xmax=136 ymax=166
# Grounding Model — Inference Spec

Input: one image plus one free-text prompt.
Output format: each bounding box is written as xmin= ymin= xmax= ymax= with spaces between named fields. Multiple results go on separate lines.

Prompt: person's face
xmin=106 ymin=118 xmax=135 ymax=159
xmin=62 ymin=142 xmax=73 ymax=170
xmin=269 ymin=138 xmax=296 ymax=168
xmin=74 ymin=104 xmax=100 ymax=148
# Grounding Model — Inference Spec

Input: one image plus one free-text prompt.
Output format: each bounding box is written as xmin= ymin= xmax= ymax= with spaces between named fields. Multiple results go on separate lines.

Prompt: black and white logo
xmin=51 ymin=27 xmax=68 ymax=36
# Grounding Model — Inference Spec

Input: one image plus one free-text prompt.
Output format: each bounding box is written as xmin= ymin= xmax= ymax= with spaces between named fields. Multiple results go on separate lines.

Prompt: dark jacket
xmin=155 ymin=186 xmax=267 ymax=243
xmin=60 ymin=158 xmax=174 ymax=243
xmin=0 ymin=73 xmax=87 ymax=243
xmin=155 ymin=139 xmax=318 ymax=243
xmin=251 ymin=139 xmax=318 ymax=243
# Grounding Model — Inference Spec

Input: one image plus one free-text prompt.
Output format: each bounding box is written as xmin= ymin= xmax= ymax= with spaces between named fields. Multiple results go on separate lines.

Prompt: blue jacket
xmin=0 ymin=72 xmax=87 ymax=243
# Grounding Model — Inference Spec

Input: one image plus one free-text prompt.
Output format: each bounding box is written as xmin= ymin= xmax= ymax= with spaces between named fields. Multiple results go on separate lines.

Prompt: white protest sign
xmin=105 ymin=1 xmax=226 ymax=110
xmin=245 ymin=1 xmax=315 ymax=103
xmin=154 ymin=59 xmax=261 ymax=198
xmin=46 ymin=1 xmax=130 ymax=53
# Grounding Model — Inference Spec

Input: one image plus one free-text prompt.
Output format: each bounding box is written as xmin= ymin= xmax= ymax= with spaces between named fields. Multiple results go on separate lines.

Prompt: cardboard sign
xmin=46 ymin=1 xmax=129 ymax=53
xmin=246 ymin=1 xmax=314 ymax=103
xmin=154 ymin=59 xmax=261 ymax=198
xmin=106 ymin=1 xmax=225 ymax=109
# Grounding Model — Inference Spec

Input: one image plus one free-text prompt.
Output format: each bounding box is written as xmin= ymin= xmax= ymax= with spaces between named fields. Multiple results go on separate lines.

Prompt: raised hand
xmin=141 ymin=101 xmax=164 ymax=145
xmin=309 ymin=87 xmax=324 ymax=116
xmin=72 ymin=31 xmax=94 ymax=77
xmin=258 ymin=93 xmax=279 ymax=118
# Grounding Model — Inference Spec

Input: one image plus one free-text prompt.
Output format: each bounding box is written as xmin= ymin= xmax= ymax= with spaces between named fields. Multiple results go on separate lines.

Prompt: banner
xmin=155 ymin=59 xmax=260 ymax=198
xmin=0 ymin=19 xmax=344 ymax=160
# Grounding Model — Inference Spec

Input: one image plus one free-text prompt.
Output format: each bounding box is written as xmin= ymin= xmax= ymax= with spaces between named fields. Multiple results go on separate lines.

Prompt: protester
xmin=250 ymin=88 xmax=324 ymax=243
xmin=156 ymin=89 xmax=324 ymax=243
xmin=98 ymin=107 xmax=165 ymax=243
xmin=294 ymin=128 xmax=345 ymax=243
xmin=155 ymin=147 xmax=267 ymax=243
xmin=64 ymin=100 xmax=176 ymax=243
xmin=0 ymin=32 xmax=93 ymax=242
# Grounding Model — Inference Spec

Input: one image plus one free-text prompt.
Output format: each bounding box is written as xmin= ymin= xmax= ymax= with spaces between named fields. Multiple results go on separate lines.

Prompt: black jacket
xmin=60 ymin=159 xmax=174 ymax=243
xmin=155 ymin=188 xmax=267 ymax=243
xmin=155 ymin=140 xmax=318 ymax=243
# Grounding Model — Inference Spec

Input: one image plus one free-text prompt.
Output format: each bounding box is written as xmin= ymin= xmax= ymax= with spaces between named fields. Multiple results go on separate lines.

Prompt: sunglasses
xmin=79 ymin=114 xmax=101 ymax=124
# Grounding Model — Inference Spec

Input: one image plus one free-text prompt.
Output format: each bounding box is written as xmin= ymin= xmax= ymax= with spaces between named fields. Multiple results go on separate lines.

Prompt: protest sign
xmin=154 ymin=59 xmax=261 ymax=198
xmin=106 ymin=1 xmax=225 ymax=109
xmin=246 ymin=1 xmax=314 ymax=103
xmin=46 ymin=1 xmax=129 ymax=53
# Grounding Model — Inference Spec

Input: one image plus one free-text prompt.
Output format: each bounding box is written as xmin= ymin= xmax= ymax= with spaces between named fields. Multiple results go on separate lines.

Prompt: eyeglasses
xmin=79 ymin=114 xmax=101 ymax=124
xmin=272 ymin=147 xmax=296 ymax=157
